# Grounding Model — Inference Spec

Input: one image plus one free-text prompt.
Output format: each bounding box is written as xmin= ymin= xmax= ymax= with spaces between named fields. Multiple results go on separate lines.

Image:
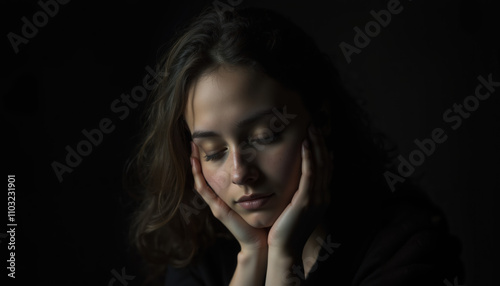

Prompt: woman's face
xmin=184 ymin=65 xmax=311 ymax=228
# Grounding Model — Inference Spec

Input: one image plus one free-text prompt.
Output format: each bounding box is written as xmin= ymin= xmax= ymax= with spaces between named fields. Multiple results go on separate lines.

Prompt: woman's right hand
xmin=190 ymin=141 xmax=268 ymax=253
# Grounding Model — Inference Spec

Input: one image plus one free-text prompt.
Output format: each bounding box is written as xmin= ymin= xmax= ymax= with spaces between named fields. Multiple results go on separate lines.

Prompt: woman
xmin=128 ymin=5 xmax=464 ymax=286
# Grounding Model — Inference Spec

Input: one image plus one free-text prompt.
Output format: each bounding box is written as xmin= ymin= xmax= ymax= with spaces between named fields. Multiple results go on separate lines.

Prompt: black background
xmin=2 ymin=0 xmax=499 ymax=285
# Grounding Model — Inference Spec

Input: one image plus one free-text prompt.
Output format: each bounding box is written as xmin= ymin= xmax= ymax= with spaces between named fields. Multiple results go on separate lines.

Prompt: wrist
xmin=237 ymin=245 xmax=268 ymax=271
xmin=238 ymin=246 xmax=267 ymax=261
xmin=240 ymin=242 xmax=268 ymax=255
xmin=230 ymin=246 xmax=268 ymax=286
xmin=268 ymin=245 xmax=300 ymax=261
xmin=268 ymin=247 xmax=299 ymax=268
xmin=266 ymin=247 xmax=304 ymax=286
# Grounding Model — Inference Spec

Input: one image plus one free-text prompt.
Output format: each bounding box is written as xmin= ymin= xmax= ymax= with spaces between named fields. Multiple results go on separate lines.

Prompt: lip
xmin=236 ymin=193 xmax=274 ymax=210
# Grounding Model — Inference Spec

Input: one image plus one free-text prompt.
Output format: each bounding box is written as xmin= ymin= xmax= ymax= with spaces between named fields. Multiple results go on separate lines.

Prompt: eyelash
xmin=248 ymin=132 xmax=281 ymax=145
xmin=203 ymin=132 xmax=282 ymax=162
xmin=204 ymin=151 xmax=226 ymax=162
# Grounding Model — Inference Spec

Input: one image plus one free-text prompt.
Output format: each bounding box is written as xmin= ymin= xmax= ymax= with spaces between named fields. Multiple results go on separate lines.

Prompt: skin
xmin=185 ymin=65 xmax=333 ymax=285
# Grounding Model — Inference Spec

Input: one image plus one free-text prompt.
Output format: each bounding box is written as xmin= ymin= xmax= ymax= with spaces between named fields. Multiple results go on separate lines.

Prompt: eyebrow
xmin=191 ymin=130 xmax=220 ymax=139
xmin=191 ymin=108 xmax=275 ymax=139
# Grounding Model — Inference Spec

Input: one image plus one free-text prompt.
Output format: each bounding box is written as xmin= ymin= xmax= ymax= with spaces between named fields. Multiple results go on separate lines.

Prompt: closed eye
xmin=203 ymin=132 xmax=282 ymax=162
xmin=248 ymin=131 xmax=281 ymax=146
xmin=204 ymin=149 xmax=227 ymax=162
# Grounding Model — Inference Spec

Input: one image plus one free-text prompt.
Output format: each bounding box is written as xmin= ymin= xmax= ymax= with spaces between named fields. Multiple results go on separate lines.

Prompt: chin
xmin=244 ymin=212 xmax=279 ymax=228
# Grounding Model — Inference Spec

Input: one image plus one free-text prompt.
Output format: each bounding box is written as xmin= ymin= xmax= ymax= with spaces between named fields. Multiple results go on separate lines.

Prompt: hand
xmin=267 ymin=124 xmax=333 ymax=258
xmin=190 ymin=141 xmax=268 ymax=252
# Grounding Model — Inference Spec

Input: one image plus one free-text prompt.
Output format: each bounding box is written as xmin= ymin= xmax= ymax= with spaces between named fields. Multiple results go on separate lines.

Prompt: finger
xmin=292 ymin=138 xmax=314 ymax=206
xmin=190 ymin=140 xmax=200 ymax=159
xmin=190 ymin=141 xmax=220 ymax=206
xmin=191 ymin=150 xmax=241 ymax=225
xmin=191 ymin=155 xmax=217 ymax=205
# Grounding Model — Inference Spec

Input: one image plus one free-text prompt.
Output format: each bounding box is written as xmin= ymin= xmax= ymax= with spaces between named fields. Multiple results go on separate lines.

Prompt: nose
xmin=231 ymin=148 xmax=258 ymax=185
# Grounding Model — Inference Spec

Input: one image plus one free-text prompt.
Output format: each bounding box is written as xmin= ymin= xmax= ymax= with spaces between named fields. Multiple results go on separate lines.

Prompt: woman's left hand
xmin=267 ymin=123 xmax=333 ymax=259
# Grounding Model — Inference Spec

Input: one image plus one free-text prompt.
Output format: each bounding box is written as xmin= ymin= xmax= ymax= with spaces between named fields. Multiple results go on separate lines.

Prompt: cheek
xmin=202 ymin=166 xmax=232 ymax=196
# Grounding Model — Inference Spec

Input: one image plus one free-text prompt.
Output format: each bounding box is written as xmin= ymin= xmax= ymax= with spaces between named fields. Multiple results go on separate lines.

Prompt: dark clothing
xmin=164 ymin=194 xmax=464 ymax=286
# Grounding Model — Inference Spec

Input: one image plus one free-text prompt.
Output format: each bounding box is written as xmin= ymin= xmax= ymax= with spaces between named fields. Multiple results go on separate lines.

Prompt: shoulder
xmin=351 ymin=193 xmax=465 ymax=286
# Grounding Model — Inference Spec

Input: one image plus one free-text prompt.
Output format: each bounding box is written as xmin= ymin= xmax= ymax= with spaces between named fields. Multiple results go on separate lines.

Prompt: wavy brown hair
xmin=127 ymin=5 xmax=400 ymax=285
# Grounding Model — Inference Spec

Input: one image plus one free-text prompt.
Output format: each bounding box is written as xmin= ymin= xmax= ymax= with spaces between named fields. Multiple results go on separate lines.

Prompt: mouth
xmin=236 ymin=193 xmax=274 ymax=210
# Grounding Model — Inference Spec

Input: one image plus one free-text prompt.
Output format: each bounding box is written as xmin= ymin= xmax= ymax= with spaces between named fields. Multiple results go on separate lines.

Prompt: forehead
xmin=184 ymin=66 xmax=300 ymax=132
